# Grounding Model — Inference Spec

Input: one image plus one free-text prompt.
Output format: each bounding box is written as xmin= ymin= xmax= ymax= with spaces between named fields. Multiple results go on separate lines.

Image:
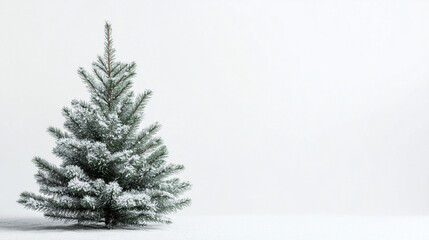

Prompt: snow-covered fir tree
xmin=18 ymin=22 xmax=191 ymax=228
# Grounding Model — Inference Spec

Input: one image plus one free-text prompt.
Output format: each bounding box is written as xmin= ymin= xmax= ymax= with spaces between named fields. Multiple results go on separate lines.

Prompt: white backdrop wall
xmin=1 ymin=0 xmax=429 ymax=216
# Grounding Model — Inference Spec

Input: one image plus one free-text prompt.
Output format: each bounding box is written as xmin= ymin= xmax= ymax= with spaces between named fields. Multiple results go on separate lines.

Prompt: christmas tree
xmin=18 ymin=22 xmax=191 ymax=228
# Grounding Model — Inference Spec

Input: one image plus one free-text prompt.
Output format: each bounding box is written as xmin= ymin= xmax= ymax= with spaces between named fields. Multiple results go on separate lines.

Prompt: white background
xmin=2 ymin=0 xmax=429 ymax=217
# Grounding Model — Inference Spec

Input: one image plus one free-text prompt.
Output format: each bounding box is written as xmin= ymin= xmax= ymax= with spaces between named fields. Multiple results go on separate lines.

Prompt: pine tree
xmin=18 ymin=22 xmax=191 ymax=228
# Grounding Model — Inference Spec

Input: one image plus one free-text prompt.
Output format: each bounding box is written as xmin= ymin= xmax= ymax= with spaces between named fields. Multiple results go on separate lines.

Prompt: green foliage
xmin=18 ymin=22 xmax=191 ymax=228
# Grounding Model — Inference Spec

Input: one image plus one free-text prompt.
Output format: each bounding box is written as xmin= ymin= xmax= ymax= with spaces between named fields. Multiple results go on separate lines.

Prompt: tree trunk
xmin=105 ymin=212 xmax=112 ymax=229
